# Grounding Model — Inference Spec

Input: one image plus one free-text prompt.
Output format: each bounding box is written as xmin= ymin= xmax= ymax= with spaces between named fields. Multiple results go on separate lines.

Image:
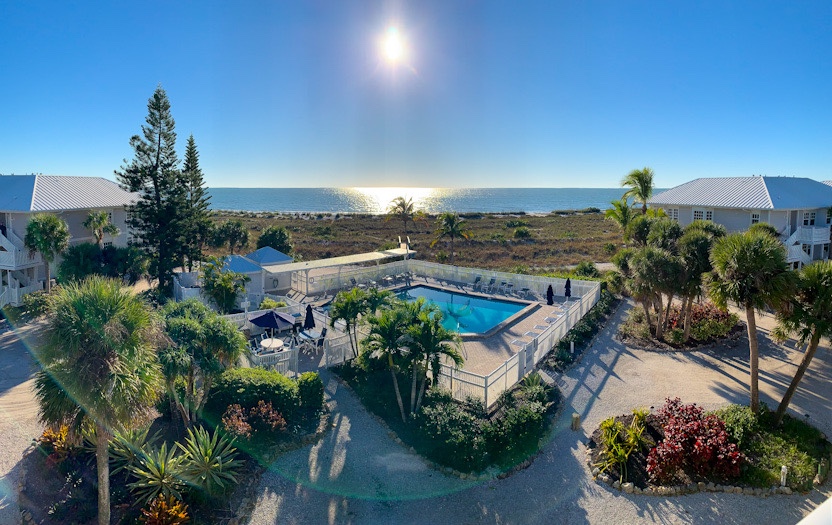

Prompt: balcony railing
xmin=0 ymin=231 xmax=42 ymax=268
xmin=798 ymin=225 xmax=831 ymax=244
xmin=787 ymin=245 xmax=811 ymax=264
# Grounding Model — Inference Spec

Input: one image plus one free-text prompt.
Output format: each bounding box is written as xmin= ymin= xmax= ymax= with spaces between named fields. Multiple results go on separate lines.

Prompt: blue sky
xmin=1 ymin=1 xmax=830 ymax=188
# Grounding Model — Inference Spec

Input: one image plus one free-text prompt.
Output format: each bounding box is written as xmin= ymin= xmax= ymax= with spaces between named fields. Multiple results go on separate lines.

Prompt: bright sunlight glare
xmin=382 ymin=26 xmax=404 ymax=63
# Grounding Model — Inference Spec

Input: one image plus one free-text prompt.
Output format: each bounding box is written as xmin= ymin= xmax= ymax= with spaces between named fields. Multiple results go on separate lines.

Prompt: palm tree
xmin=709 ymin=231 xmax=795 ymax=412
xmin=363 ymin=307 xmax=410 ymax=422
xmin=329 ymin=287 xmax=369 ymax=357
xmin=621 ymin=167 xmax=655 ymax=214
xmin=386 ymin=196 xmax=425 ymax=238
xmin=771 ymin=261 xmax=832 ymax=425
xmin=33 ymin=276 xmax=163 ymax=525
xmin=83 ymin=210 xmax=120 ymax=247
xmin=406 ymin=309 xmax=463 ymax=413
xmin=604 ymin=198 xmax=636 ymax=241
xmin=431 ymin=212 xmax=471 ymax=265
xmin=24 ymin=213 xmax=70 ymax=293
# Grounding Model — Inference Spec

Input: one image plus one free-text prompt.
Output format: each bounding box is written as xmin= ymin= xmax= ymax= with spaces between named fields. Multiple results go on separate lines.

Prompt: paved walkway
xmin=0 ymin=322 xmax=42 ymax=525
xmin=247 ymin=301 xmax=831 ymax=524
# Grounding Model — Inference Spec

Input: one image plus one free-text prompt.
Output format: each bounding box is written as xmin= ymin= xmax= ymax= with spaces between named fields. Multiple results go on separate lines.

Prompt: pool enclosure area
xmin=222 ymin=259 xmax=600 ymax=407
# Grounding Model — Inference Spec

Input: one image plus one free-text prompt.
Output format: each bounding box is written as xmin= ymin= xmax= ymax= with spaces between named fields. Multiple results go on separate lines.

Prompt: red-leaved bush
xmin=647 ymin=398 xmax=744 ymax=484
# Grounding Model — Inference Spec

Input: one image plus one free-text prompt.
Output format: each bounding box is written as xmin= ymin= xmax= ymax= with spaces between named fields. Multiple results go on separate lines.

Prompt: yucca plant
xmin=110 ymin=427 xmax=160 ymax=476
xmin=178 ymin=426 xmax=242 ymax=500
xmin=139 ymin=494 xmax=190 ymax=525
xmin=128 ymin=443 xmax=186 ymax=504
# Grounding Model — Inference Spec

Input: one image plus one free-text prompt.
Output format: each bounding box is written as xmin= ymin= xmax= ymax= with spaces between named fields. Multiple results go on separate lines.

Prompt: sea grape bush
xmin=647 ymin=398 xmax=744 ymax=484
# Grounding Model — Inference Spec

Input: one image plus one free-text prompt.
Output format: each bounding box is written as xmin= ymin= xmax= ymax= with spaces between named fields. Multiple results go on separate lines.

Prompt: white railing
xmin=317 ymin=259 xmax=602 ymax=406
xmin=434 ymin=288 xmax=599 ymax=406
xmin=798 ymin=225 xmax=831 ymax=244
xmin=0 ymin=287 xmax=8 ymax=308
xmin=787 ymin=245 xmax=812 ymax=265
xmin=249 ymin=347 xmax=298 ymax=376
xmin=6 ymin=281 xmax=44 ymax=306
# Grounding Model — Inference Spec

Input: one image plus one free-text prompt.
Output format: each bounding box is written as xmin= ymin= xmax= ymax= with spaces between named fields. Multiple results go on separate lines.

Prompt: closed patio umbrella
xmin=303 ymin=304 xmax=316 ymax=330
xmin=564 ymin=278 xmax=572 ymax=301
xmin=546 ymin=285 xmax=554 ymax=306
xmin=249 ymin=310 xmax=295 ymax=332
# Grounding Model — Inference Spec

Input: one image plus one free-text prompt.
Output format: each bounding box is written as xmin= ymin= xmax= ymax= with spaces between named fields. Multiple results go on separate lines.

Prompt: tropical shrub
xmin=298 ymin=372 xmax=325 ymax=412
xmin=646 ymin=398 xmax=744 ymax=484
xmin=258 ymin=297 xmax=287 ymax=310
xmin=207 ymin=367 xmax=299 ymax=424
xmin=713 ymin=404 xmax=759 ymax=448
xmin=128 ymin=443 xmax=186 ymax=504
xmin=594 ymin=410 xmax=648 ymax=483
xmin=21 ymin=290 xmax=52 ymax=319
xmin=178 ymin=426 xmax=242 ymax=501
xmin=110 ymin=427 xmax=159 ymax=476
xmin=513 ymin=226 xmax=532 ymax=239
xmin=574 ymin=261 xmax=600 ymax=278
xmin=484 ymin=401 xmax=546 ymax=462
xmin=37 ymin=425 xmax=73 ymax=465
xmin=221 ymin=404 xmax=253 ymax=440
xmin=248 ymin=400 xmax=288 ymax=435
xmin=139 ymin=494 xmax=190 ymax=525
xmin=413 ymin=390 xmax=487 ymax=472
xmin=505 ymin=219 xmax=529 ymax=228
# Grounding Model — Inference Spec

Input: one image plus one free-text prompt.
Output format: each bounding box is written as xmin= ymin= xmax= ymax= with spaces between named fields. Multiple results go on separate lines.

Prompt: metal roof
xmin=221 ymin=255 xmax=263 ymax=274
xmin=649 ymin=176 xmax=832 ymax=210
xmin=245 ymin=246 xmax=293 ymax=265
xmin=0 ymin=175 xmax=137 ymax=212
xmin=261 ymin=248 xmax=415 ymax=274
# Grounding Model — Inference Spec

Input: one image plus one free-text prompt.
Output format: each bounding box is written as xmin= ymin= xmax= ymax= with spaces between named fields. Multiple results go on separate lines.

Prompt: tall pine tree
xmin=116 ymin=86 xmax=187 ymax=295
xmin=181 ymin=134 xmax=212 ymax=271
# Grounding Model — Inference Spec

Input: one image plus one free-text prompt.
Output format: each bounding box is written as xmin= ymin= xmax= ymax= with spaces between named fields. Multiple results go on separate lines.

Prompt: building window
xmin=802 ymin=244 xmax=811 ymax=256
xmin=803 ymin=212 xmax=816 ymax=226
xmin=693 ymin=209 xmax=712 ymax=222
xmin=793 ymin=261 xmax=800 ymax=270
xmin=667 ymin=208 xmax=679 ymax=222
xmin=107 ymin=211 xmax=114 ymax=223
xmin=103 ymin=241 xmax=113 ymax=248
xmin=824 ymin=244 xmax=830 ymax=256
xmin=750 ymin=213 xmax=760 ymax=225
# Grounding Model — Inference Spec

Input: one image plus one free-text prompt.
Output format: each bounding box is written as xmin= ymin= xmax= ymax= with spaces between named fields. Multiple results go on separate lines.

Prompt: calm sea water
xmin=207 ymin=187 xmax=631 ymax=214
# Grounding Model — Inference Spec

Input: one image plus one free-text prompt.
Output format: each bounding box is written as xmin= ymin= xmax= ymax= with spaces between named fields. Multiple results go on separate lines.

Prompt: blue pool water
xmin=398 ymin=285 xmax=525 ymax=334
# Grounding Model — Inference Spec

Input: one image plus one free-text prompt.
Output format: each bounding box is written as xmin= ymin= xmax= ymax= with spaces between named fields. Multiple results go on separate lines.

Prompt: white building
xmin=649 ymin=176 xmax=832 ymax=269
xmin=0 ymin=175 xmax=136 ymax=307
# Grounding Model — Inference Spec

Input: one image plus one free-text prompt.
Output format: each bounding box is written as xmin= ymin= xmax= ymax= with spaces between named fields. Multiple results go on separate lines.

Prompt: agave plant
xmin=128 ymin=443 xmax=186 ymax=504
xmin=178 ymin=426 xmax=242 ymax=499
xmin=110 ymin=427 xmax=161 ymax=476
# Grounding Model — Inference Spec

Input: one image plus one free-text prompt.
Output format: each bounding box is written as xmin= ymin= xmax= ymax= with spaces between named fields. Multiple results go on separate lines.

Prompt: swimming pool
xmin=397 ymin=285 xmax=526 ymax=334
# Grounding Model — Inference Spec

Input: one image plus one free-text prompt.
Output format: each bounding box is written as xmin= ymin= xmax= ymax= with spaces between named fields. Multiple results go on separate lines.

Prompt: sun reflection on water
xmin=336 ymin=187 xmax=449 ymax=214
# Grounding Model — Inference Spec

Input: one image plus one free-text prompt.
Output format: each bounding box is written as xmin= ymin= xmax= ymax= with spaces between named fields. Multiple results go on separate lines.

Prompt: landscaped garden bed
xmin=617 ymin=302 xmax=744 ymax=351
xmin=587 ymin=398 xmax=831 ymax=496
xmin=336 ymin=361 xmax=560 ymax=475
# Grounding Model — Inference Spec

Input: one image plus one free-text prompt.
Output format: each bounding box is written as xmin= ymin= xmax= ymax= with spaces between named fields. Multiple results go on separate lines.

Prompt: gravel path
xmin=248 ymin=301 xmax=832 ymax=524
xmin=0 ymin=323 xmax=42 ymax=525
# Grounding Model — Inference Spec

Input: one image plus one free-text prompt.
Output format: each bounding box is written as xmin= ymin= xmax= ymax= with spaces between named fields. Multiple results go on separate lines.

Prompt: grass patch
xmin=737 ymin=410 xmax=831 ymax=490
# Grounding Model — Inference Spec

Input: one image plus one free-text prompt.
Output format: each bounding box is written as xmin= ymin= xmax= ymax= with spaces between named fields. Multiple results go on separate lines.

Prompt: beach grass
xmin=208 ymin=209 xmax=622 ymax=271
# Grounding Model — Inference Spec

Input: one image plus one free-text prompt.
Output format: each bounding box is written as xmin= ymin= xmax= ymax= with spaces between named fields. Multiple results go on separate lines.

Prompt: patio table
xmin=260 ymin=338 xmax=285 ymax=351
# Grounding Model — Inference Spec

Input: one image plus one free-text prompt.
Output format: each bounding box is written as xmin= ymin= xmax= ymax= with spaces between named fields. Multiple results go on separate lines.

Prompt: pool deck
xmin=398 ymin=279 xmax=572 ymax=376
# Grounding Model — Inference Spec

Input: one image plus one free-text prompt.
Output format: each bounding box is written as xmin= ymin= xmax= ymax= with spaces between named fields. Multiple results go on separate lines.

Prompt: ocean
xmin=207 ymin=187 xmax=633 ymax=214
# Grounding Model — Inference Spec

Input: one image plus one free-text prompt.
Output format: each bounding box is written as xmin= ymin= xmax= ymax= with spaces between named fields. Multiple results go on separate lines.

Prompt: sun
xmin=382 ymin=26 xmax=405 ymax=64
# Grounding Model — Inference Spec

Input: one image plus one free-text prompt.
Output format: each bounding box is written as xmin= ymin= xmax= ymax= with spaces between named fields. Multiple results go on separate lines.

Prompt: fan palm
xmin=34 ymin=276 xmax=163 ymax=525
xmin=363 ymin=307 xmax=410 ymax=422
xmin=709 ymin=231 xmax=795 ymax=412
xmin=771 ymin=261 xmax=832 ymax=425
xmin=431 ymin=212 xmax=471 ymax=265
xmin=621 ymin=167 xmax=655 ymax=215
xmin=406 ymin=309 xmax=463 ymax=413
xmin=83 ymin=210 xmax=120 ymax=247
xmin=386 ymin=196 xmax=425 ymax=238
xmin=24 ymin=213 xmax=70 ymax=293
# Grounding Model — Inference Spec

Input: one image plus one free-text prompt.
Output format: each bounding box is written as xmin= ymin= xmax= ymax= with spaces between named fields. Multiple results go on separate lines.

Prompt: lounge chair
xmin=471 ymin=275 xmax=482 ymax=291
xmin=482 ymin=277 xmax=497 ymax=293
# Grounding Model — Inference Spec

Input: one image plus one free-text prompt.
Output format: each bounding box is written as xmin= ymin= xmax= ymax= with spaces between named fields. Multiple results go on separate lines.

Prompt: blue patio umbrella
xmin=249 ymin=310 xmax=295 ymax=332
